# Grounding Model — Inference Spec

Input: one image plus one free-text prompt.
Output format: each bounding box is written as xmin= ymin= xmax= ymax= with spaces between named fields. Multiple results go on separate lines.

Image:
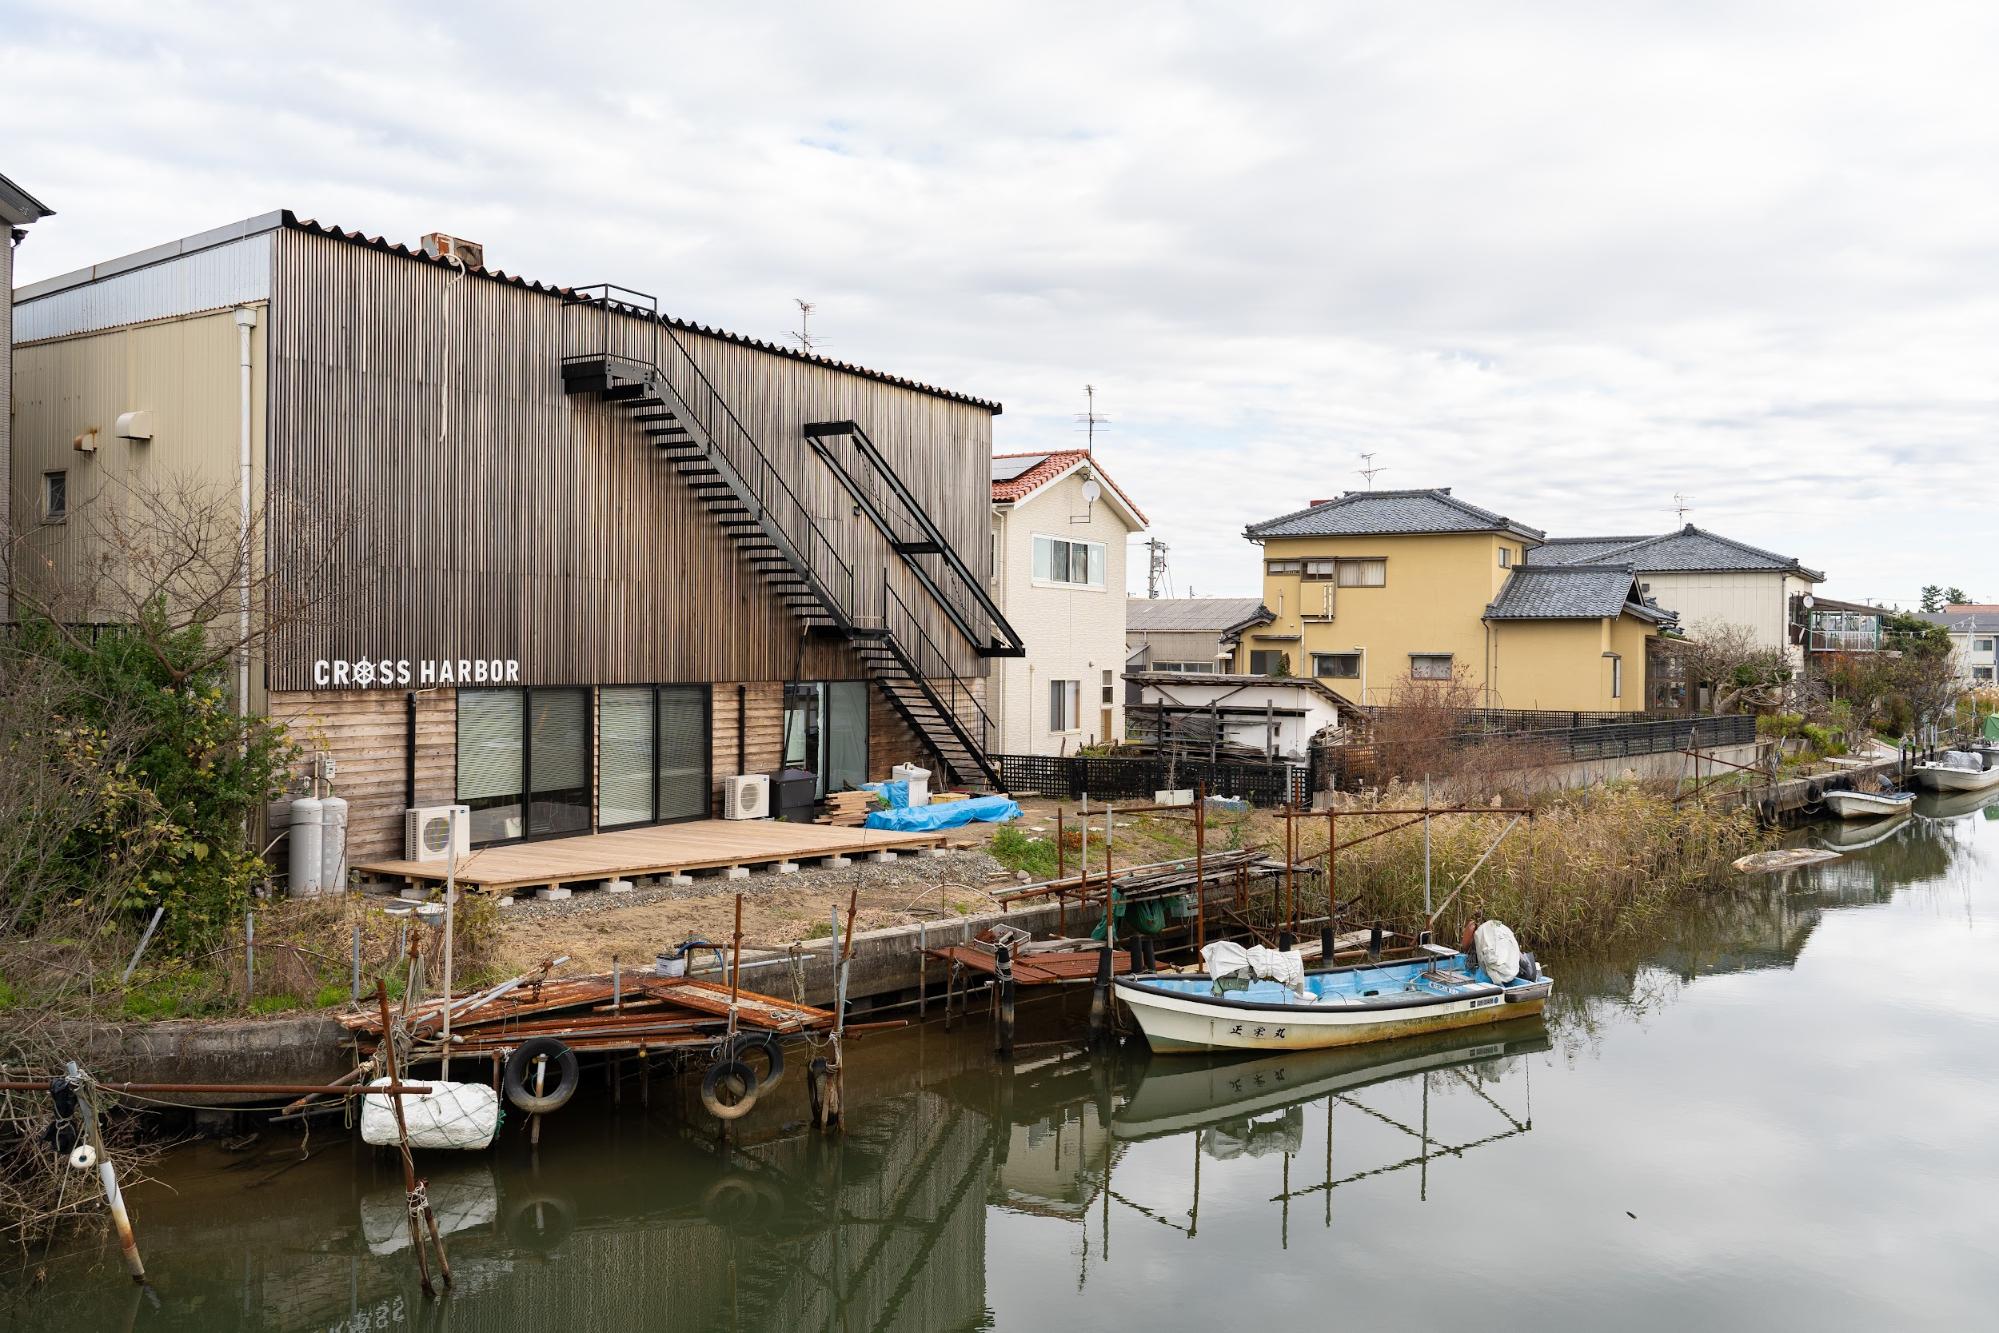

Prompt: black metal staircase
xmin=560 ymin=285 xmax=1004 ymax=789
xmin=803 ymin=419 xmax=1025 ymax=658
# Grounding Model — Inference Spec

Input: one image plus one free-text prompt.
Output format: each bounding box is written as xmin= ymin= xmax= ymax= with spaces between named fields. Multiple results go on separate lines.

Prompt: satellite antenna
xmin=1357 ymin=453 xmax=1388 ymax=489
xmin=1075 ymin=385 xmax=1110 ymax=450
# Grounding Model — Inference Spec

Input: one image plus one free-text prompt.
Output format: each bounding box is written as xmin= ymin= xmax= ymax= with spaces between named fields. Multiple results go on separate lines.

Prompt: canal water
xmin=6 ymin=795 xmax=1997 ymax=1331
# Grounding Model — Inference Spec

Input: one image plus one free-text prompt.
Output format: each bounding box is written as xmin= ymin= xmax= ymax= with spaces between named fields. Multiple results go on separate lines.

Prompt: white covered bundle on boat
xmin=1943 ymin=751 xmax=1983 ymax=771
xmin=1473 ymin=921 xmax=1522 ymax=984
xmin=361 ymin=1077 xmax=502 ymax=1151
xmin=1201 ymin=941 xmax=1306 ymax=993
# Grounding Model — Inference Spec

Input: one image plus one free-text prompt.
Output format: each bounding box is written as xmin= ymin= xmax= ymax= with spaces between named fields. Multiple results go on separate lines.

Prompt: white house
xmin=1915 ymin=609 xmax=1999 ymax=688
xmin=1539 ymin=524 xmax=1824 ymax=664
xmin=989 ymin=450 xmax=1147 ymax=755
xmin=1124 ymin=671 xmax=1350 ymax=762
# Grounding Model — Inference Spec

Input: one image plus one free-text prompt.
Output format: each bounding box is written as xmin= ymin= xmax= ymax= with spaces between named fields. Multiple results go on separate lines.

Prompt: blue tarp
xmin=864 ymin=796 xmax=1022 ymax=831
xmin=861 ymin=780 xmax=909 ymax=809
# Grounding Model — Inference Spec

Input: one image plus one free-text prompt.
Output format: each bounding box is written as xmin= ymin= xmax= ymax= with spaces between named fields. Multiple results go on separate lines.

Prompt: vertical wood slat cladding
xmin=709 ymin=681 xmax=786 ymax=811
xmin=264 ymin=230 xmax=995 ymax=693
xmin=266 ymin=689 xmax=455 ymax=861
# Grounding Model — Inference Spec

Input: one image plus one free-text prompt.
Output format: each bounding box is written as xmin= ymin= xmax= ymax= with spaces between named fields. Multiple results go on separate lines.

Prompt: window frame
xmin=1976 ymin=638 xmax=1995 ymax=654
xmin=41 ymin=470 xmax=68 ymax=524
xmin=1409 ymin=653 xmax=1454 ymax=682
xmin=1248 ymin=649 xmax=1288 ymax=676
xmin=597 ymin=683 xmax=714 ymax=831
xmin=1499 ymin=546 xmax=1513 ymax=568
xmin=1299 ymin=558 xmax=1338 ymax=582
xmin=1336 ymin=557 xmax=1387 ymax=588
xmin=1265 ymin=559 xmax=1302 ymax=575
xmin=1032 ymin=534 xmax=1108 ymax=590
xmin=1608 ymin=654 xmax=1624 ymax=700
xmin=1312 ymin=652 xmax=1361 ymax=680
xmin=456 ymin=685 xmax=596 ymax=847
xmin=1049 ymin=678 xmax=1082 ymax=732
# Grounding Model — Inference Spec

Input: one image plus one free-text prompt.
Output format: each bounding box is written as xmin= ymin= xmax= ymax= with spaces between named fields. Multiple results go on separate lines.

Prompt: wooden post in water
xmin=67 ymin=1062 xmax=144 ymax=1284
xmin=1193 ymin=783 xmax=1207 ymax=956
xmin=993 ymin=944 xmax=1015 ymax=1057
xmin=374 ymin=981 xmax=447 ymax=1297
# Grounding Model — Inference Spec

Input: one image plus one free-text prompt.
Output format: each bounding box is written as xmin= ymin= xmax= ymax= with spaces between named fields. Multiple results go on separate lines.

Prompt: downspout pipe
xmin=233 ymin=306 xmax=258 ymax=716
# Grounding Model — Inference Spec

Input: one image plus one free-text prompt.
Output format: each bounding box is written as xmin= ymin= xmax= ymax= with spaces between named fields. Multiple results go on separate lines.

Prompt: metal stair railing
xmin=878 ymin=574 xmax=1001 ymax=786
xmin=564 ymin=285 xmax=866 ymax=633
xmin=804 ymin=419 xmax=1023 ymax=656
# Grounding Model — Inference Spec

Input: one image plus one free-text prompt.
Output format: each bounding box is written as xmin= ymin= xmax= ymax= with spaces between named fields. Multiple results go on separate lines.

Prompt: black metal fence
xmin=995 ymin=753 xmax=1308 ymax=806
xmin=1315 ymin=713 xmax=1758 ymax=792
xmin=1362 ymin=706 xmax=1701 ymax=736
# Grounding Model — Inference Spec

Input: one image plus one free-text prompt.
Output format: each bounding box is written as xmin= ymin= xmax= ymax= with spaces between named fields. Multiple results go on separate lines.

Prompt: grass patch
xmin=990 ymin=825 xmax=1060 ymax=880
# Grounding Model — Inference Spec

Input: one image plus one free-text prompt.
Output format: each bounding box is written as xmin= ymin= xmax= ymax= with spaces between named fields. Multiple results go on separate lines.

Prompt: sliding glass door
xmin=457 ymin=686 xmax=590 ymax=845
xmin=599 ymin=684 xmax=712 ymax=829
xmin=782 ymin=680 xmax=871 ymax=799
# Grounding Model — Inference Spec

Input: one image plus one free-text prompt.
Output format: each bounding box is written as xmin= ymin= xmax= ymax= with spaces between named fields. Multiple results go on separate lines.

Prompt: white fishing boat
xmin=1911 ymin=750 xmax=1999 ymax=793
xmin=1115 ymin=924 xmax=1551 ymax=1054
xmin=1823 ymin=788 xmax=1916 ymax=819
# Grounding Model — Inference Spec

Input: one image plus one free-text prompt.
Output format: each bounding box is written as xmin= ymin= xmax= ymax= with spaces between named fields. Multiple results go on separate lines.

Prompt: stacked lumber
xmin=339 ymin=972 xmax=839 ymax=1057
xmin=816 ymin=790 xmax=877 ymax=827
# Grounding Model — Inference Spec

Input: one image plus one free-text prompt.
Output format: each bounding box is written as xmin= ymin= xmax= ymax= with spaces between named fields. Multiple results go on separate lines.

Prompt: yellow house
xmin=1240 ymin=489 xmax=1672 ymax=711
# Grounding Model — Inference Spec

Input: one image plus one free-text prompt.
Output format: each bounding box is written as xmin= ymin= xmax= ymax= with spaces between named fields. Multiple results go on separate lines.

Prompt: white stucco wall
xmin=990 ymin=467 xmax=1140 ymax=755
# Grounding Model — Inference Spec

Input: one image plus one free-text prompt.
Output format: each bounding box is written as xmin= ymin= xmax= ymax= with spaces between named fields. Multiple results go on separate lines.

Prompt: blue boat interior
xmin=1130 ymin=951 xmax=1542 ymax=1008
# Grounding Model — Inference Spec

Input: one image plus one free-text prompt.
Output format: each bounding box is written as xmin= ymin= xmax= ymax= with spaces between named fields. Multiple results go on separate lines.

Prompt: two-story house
xmin=1915 ymin=608 xmax=1999 ymax=688
xmin=1539 ymin=525 xmax=1824 ymax=665
xmin=988 ymin=450 xmax=1147 ymax=754
xmin=1242 ymin=489 xmax=1673 ymax=711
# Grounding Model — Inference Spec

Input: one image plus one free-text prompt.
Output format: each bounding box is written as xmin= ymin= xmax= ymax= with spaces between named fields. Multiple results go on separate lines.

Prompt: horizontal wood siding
xmin=265 ymin=229 xmax=995 ymax=693
xmin=267 ymin=688 xmax=454 ymax=862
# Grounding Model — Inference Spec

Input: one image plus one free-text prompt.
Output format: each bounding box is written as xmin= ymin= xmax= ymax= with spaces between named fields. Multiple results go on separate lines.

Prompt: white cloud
xmin=8 ymin=0 xmax=1995 ymax=604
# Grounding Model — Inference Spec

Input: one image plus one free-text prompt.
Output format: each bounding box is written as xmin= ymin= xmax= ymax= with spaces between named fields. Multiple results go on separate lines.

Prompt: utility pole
xmin=1144 ymin=536 xmax=1170 ymax=599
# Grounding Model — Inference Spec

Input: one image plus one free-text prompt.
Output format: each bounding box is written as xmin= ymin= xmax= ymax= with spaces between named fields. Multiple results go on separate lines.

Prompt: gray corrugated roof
xmin=1484 ymin=564 xmax=1675 ymax=622
xmin=1126 ymin=597 xmax=1271 ymax=632
xmin=1915 ymin=611 xmax=1999 ymax=633
xmin=1543 ymin=525 xmax=1823 ymax=581
xmin=1245 ymin=489 xmax=1544 ymax=541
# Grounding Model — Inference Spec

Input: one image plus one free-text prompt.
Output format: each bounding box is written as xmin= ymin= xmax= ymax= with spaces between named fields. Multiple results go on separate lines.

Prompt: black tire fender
xmin=701 ymin=1059 xmax=759 ymax=1121
xmin=719 ymin=1031 xmax=785 ymax=1093
xmin=503 ymin=1037 xmax=580 ymax=1115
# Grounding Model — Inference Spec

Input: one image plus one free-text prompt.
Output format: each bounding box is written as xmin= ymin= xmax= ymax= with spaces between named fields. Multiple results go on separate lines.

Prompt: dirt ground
xmin=485 ymin=798 xmax=1277 ymax=975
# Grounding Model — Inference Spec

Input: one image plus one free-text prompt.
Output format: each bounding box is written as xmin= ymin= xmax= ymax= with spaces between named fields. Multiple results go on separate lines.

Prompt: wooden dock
xmin=356 ymin=819 xmax=948 ymax=896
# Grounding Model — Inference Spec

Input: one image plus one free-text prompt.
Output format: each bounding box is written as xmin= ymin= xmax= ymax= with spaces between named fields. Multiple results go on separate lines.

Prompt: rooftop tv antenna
xmin=1075 ymin=385 xmax=1110 ymax=450
xmin=1357 ymin=452 xmax=1388 ymax=489
xmin=1144 ymin=536 xmax=1171 ymax=599
xmin=788 ymin=299 xmax=822 ymax=355
xmin=1671 ymin=492 xmax=1693 ymax=523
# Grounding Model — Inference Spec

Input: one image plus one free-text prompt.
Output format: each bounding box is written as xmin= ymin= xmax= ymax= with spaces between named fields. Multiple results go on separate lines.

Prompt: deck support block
xmin=668 ymin=873 xmax=693 ymax=886
xmin=919 ymin=846 xmax=949 ymax=859
xmin=820 ymin=856 xmax=852 ymax=868
xmin=868 ymin=851 xmax=898 ymax=864
xmin=398 ymin=888 xmax=430 ymax=903
xmin=605 ymin=879 xmax=635 ymax=894
xmin=775 ymin=861 xmax=800 ymax=875
xmin=723 ymin=866 xmax=751 ymax=880
xmin=495 ymin=894 xmax=516 ymax=910
xmin=537 ymin=886 xmax=572 ymax=901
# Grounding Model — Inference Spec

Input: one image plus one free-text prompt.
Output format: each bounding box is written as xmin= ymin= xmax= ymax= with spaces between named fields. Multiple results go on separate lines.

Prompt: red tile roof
xmin=990 ymin=450 xmax=1148 ymax=524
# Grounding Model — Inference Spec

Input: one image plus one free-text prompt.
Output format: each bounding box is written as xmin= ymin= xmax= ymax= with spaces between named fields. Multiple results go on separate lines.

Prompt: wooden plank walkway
xmin=356 ymin=819 xmax=948 ymax=895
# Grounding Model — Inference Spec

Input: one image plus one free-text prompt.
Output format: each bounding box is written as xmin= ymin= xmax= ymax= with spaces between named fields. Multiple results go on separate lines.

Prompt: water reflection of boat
xmin=1914 ymin=785 xmax=1999 ymax=821
xmin=1815 ymin=810 xmax=1912 ymax=852
xmin=1114 ymin=1021 xmax=1550 ymax=1143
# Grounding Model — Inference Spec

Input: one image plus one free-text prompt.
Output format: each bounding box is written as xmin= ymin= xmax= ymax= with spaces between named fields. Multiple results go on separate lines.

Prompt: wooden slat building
xmin=11 ymin=212 xmax=1010 ymax=862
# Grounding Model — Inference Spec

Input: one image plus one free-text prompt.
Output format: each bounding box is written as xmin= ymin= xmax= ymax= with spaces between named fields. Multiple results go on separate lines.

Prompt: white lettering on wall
xmin=308 ymin=659 xmax=522 ymax=690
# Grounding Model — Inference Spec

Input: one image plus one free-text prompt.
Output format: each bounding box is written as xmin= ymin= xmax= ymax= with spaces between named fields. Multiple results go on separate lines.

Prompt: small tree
xmin=1673 ymin=621 xmax=1793 ymax=714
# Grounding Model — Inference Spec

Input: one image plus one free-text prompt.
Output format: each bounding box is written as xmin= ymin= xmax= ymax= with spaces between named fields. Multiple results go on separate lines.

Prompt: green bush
xmin=989 ymin=825 xmax=1060 ymax=880
xmin=1758 ymin=712 xmax=1805 ymax=740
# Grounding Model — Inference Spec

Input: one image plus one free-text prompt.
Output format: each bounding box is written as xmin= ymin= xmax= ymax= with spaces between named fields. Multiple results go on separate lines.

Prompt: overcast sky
xmin=9 ymin=1 xmax=1996 ymax=607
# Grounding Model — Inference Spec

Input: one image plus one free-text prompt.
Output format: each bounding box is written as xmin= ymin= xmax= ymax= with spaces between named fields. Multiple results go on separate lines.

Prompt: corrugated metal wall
xmin=14 ymin=232 xmax=273 ymax=342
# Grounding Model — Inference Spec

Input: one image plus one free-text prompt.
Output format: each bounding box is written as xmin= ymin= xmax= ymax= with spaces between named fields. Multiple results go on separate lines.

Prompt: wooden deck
xmin=356 ymin=819 xmax=948 ymax=895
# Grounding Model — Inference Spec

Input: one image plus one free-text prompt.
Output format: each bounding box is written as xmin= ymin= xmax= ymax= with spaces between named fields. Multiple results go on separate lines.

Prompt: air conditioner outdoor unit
xmin=420 ymin=231 xmax=485 ymax=270
xmin=723 ymin=775 xmax=770 ymax=821
xmin=404 ymin=805 xmax=472 ymax=862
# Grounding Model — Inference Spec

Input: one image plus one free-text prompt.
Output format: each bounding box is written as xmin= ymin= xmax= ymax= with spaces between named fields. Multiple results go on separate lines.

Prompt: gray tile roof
xmin=1538 ymin=535 xmax=1659 ymax=565
xmin=1246 ymin=489 xmax=1544 ymax=542
xmin=1541 ymin=525 xmax=1823 ymax=581
xmin=1126 ymin=597 xmax=1272 ymax=633
xmin=1484 ymin=564 xmax=1676 ymax=623
xmin=1914 ymin=610 xmax=1999 ymax=633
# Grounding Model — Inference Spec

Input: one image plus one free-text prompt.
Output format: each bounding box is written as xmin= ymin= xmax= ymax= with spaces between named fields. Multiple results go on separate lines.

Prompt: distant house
xmin=1126 ymin=596 xmax=1273 ymax=674
xmin=1 ymin=171 xmax=55 ymax=613
xmin=1124 ymin=671 xmax=1350 ymax=763
xmin=1914 ymin=609 xmax=1999 ymax=688
xmin=1242 ymin=488 xmax=1674 ymax=712
xmin=989 ymin=451 xmax=1147 ymax=755
xmin=1539 ymin=525 xmax=1824 ymax=663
